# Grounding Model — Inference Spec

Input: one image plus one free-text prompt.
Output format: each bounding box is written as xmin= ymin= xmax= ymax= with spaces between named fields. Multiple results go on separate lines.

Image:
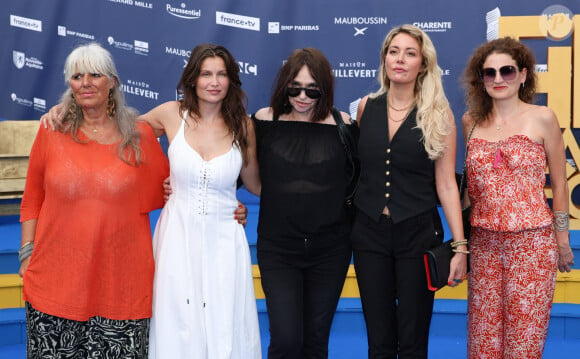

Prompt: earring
xmin=107 ymin=89 xmax=116 ymax=118
xmin=521 ymin=82 xmax=525 ymax=88
xmin=69 ymin=94 xmax=79 ymax=120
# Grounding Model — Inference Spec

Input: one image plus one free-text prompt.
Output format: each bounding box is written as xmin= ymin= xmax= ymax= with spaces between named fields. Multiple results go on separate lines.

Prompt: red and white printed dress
xmin=466 ymin=135 xmax=558 ymax=359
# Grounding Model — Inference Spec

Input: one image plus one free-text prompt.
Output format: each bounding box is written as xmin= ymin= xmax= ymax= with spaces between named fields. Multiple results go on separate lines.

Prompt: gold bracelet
xmin=452 ymin=249 xmax=470 ymax=254
xmin=450 ymin=240 xmax=468 ymax=248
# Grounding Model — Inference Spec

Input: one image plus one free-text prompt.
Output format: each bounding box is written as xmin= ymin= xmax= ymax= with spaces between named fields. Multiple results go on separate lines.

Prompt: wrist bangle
xmin=18 ymin=242 xmax=34 ymax=263
xmin=450 ymin=240 xmax=468 ymax=248
xmin=452 ymin=249 xmax=470 ymax=254
xmin=553 ymin=211 xmax=569 ymax=232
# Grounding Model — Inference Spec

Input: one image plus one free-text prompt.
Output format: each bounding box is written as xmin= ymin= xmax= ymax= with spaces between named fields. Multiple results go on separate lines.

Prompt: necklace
xmin=387 ymin=93 xmax=415 ymax=112
xmin=388 ymin=101 xmax=414 ymax=112
xmin=388 ymin=107 xmax=412 ymax=123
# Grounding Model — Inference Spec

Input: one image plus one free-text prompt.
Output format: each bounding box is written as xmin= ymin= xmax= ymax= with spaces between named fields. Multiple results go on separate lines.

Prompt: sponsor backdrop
xmin=2 ymin=0 xmax=580 ymax=225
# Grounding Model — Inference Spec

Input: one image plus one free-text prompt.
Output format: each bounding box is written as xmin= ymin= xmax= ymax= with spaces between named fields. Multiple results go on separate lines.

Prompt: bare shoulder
xmin=140 ymin=101 xmax=180 ymax=121
xmin=358 ymin=95 xmax=369 ymax=111
xmin=356 ymin=95 xmax=370 ymax=123
xmin=243 ymin=114 xmax=255 ymax=129
xmin=531 ymin=104 xmax=557 ymax=124
xmin=520 ymin=104 xmax=558 ymax=134
xmin=254 ymin=107 xmax=274 ymax=121
xmin=153 ymin=100 xmax=180 ymax=113
xmin=461 ymin=111 xmax=474 ymax=127
xmin=461 ymin=111 xmax=477 ymax=138
xmin=339 ymin=110 xmax=354 ymax=124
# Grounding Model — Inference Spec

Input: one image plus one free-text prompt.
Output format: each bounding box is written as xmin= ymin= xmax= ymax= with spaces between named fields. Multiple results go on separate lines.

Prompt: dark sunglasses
xmin=481 ymin=65 xmax=518 ymax=83
xmin=286 ymin=87 xmax=322 ymax=99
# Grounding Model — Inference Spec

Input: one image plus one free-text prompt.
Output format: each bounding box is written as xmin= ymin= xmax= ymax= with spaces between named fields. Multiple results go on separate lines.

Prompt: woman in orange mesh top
xmin=19 ymin=43 xmax=169 ymax=358
xmin=462 ymin=37 xmax=574 ymax=358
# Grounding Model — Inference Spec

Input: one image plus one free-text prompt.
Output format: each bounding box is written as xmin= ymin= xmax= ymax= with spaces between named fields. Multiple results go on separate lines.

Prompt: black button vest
xmin=354 ymin=93 xmax=436 ymax=223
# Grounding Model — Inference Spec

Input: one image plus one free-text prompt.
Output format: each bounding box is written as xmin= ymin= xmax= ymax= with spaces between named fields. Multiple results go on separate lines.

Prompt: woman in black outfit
xmin=252 ymin=48 xmax=357 ymax=359
xmin=351 ymin=25 xmax=468 ymax=358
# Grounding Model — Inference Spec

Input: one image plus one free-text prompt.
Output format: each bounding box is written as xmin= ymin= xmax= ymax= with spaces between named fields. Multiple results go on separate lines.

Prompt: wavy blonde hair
xmin=371 ymin=24 xmax=451 ymax=160
xmin=60 ymin=42 xmax=141 ymax=165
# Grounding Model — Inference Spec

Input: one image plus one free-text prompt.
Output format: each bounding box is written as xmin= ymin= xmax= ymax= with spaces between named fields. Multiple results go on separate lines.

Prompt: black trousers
xmin=351 ymin=209 xmax=438 ymax=359
xmin=258 ymin=235 xmax=351 ymax=359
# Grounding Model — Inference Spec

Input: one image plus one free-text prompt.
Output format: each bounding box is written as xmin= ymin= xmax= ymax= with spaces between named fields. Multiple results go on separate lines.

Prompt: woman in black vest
xmin=351 ymin=25 xmax=468 ymax=358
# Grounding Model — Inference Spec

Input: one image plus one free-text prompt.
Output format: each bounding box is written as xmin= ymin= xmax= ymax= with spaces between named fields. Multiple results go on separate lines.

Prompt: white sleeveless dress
xmin=149 ymin=114 xmax=261 ymax=359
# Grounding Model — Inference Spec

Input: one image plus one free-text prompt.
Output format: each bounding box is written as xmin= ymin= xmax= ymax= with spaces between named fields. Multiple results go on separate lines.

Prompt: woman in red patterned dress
xmin=461 ymin=37 xmax=574 ymax=358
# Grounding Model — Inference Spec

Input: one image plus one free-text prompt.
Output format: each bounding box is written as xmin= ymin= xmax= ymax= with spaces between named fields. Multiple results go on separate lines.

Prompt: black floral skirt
xmin=25 ymin=302 xmax=150 ymax=359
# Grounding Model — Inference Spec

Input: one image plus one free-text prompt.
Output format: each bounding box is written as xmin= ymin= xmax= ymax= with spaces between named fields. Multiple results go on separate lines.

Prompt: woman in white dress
xmin=141 ymin=44 xmax=261 ymax=359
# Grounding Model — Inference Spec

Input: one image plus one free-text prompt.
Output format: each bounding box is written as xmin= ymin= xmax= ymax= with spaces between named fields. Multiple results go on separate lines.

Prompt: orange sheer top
xmin=20 ymin=121 xmax=169 ymax=321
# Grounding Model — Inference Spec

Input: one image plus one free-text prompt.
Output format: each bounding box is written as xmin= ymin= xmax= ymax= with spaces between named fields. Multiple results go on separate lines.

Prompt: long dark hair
xmin=177 ymin=44 xmax=250 ymax=163
xmin=270 ymin=48 xmax=334 ymax=122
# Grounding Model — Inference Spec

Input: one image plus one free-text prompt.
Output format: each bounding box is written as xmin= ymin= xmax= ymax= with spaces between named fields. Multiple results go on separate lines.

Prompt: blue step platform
xmin=2 ymin=300 xmax=580 ymax=358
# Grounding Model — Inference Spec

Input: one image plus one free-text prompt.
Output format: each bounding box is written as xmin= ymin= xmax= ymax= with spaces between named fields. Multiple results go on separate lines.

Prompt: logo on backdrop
xmin=165 ymin=46 xmax=191 ymax=67
xmin=412 ymin=21 xmax=453 ymax=33
xmin=9 ymin=15 xmax=42 ymax=32
xmin=10 ymin=93 xmax=33 ymax=108
xmin=57 ymin=25 xmax=95 ymax=40
xmin=122 ymin=79 xmax=159 ymax=100
xmin=12 ymin=51 xmax=43 ymax=70
xmin=354 ymin=27 xmax=367 ymax=36
xmin=108 ymin=0 xmax=153 ymax=9
xmin=238 ymin=61 xmax=258 ymax=76
xmin=333 ymin=60 xmax=377 ymax=79
xmin=216 ymin=11 xmax=260 ymax=31
xmin=267 ymin=22 xmax=320 ymax=34
xmin=134 ymin=40 xmax=149 ymax=56
xmin=166 ymin=2 xmax=201 ymax=19
xmin=333 ymin=16 xmax=388 ymax=36
xmin=34 ymin=97 xmax=46 ymax=112
xmin=12 ymin=51 xmax=24 ymax=69
xmin=107 ymin=36 xmax=134 ymax=51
